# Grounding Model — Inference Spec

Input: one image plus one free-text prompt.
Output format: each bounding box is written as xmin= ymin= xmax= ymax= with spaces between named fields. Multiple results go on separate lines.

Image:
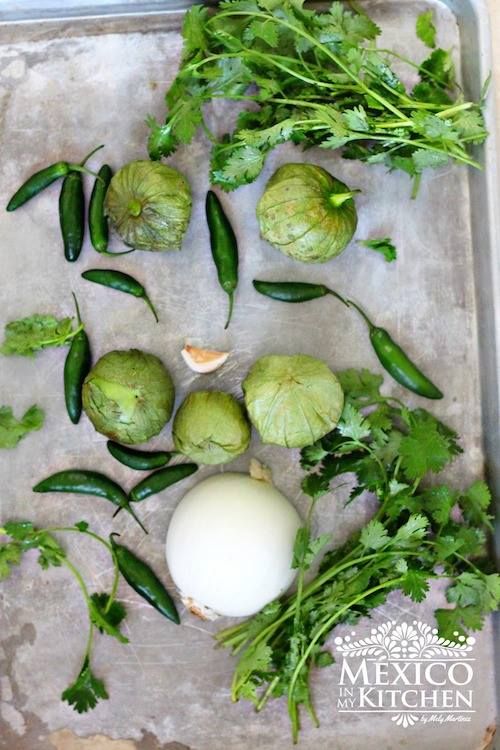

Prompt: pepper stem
xmin=224 ymin=292 xmax=234 ymax=329
xmin=143 ymin=294 xmax=159 ymax=323
xmin=79 ymin=144 xmax=105 ymax=167
xmin=328 ymin=190 xmax=357 ymax=208
xmin=326 ymin=288 xmax=350 ymax=308
xmin=71 ymin=292 xmax=83 ymax=326
xmin=346 ymin=297 xmax=376 ymax=330
xmin=125 ymin=503 xmax=148 ymax=534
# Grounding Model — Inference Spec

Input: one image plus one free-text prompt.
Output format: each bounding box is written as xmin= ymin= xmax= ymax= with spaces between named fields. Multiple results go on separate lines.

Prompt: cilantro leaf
xmin=360 ymin=519 xmax=389 ymax=550
xmin=358 ymin=237 xmax=397 ymax=262
xmin=399 ymin=415 xmax=456 ymax=479
xmin=300 ymin=441 xmax=329 ymax=469
xmin=412 ymin=149 xmax=449 ymax=171
xmin=419 ymin=48 xmax=455 ymax=89
xmin=62 ymin=658 xmax=109 ymax=713
xmin=89 ymin=593 xmax=128 ymax=643
xmin=1 ymin=314 xmax=79 ymax=356
xmin=74 ymin=521 xmax=89 ymax=532
xmin=458 ymin=480 xmax=493 ymax=529
xmin=336 ymin=368 xmax=383 ymax=406
xmin=0 ymin=543 xmax=22 ymax=580
xmin=434 ymin=606 xmax=485 ymax=640
xmin=0 ymin=405 xmax=44 ymax=449
xmin=338 ymin=403 xmax=370 ymax=441
xmin=422 ymin=485 xmax=456 ymax=525
xmin=453 ymin=109 xmax=487 ymax=144
xmin=416 ymin=10 xmax=437 ymax=49
xmin=393 ymin=514 xmax=429 ymax=546
xmin=301 ymin=472 xmax=330 ymax=500
xmin=402 ymin=568 xmax=430 ymax=602
xmin=211 ymin=144 xmax=265 ymax=190
xmin=292 ymin=528 xmax=330 ymax=570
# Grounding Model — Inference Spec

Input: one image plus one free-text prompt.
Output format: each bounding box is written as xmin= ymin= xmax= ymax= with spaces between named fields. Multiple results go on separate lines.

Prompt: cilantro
xmin=0 ymin=521 xmax=129 ymax=713
xmin=1 ymin=314 xmax=81 ymax=356
xmin=360 ymin=519 xmax=388 ymax=550
xmin=62 ymin=658 xmax=108 ymax=713
xmin=358 ymin=237 xmax=397 ymax=262
xmin=402 ymin=568 xmax=430 ymax=603
xmin=416 ymin=10 xmax=437 ymax=49
xmin=217 ymin=370 xmax=499 ymax=741
xmin=149 ymin=1 xmax=486 ymax=191
xmin=338 ymin=403 xmax=371 ymax=441
xmin=0 ymin=543 xmax=22 ymax=580
xmin=0 ymin=405 xmax=44 ymax=448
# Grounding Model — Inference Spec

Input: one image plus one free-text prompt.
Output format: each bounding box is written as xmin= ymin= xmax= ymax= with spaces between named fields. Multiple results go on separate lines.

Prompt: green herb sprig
xmin=0 ymin=521 xmax=126 ymax=713
xmin=216 ymin=369 xmax=499 ymax=742
xmin=148 ymin=2 xmax=488 ymax=195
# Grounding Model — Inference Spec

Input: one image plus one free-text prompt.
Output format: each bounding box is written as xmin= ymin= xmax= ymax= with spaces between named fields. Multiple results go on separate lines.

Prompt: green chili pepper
xmin=206 ymin=190 xmax=239 ymax=329
xmin=60 ymin=171 xmax=85 ymax=262
xmin=253 ymin=279 xmax=443 ymax=400
xmin=6 ymin=145 xmax=104 ymax=213
xmin=7 ymin=162 xmax=70 ymax=212
xmin=64 ymin=294 xmax=91 ymax=425
xmin=347 ymin=300 xmax=443 ymax=400
xmin=130 ymin=463 xmax=198 ymax=503
xmin=33 ymin=470 xmax=148 ymax=534
xmin=252 ymin=280 xmax=347 ymax=307
xmin=59 ymin=146 xmax=105 ymax=263
xmin=81 ymin=269 xmax=159 ymax=322
xmin=110 ymin=534 xmax=179 ymax=624
xmin=88 ymin=165 xmax=133 ymax=256
xmin=107 ymin=441 xmax=173 ymax=471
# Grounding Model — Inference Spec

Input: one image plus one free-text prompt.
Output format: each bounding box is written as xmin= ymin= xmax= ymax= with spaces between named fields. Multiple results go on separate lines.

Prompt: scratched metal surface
xmin=0 ymin=2 xmax=497 ymax=749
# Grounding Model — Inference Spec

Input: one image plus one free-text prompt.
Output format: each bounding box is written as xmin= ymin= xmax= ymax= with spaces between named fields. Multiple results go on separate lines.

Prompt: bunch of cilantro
xmin=215 ymin=369 xmax=498 ymax=742
xmin=148 ymin=1 xmax=488 ymax=195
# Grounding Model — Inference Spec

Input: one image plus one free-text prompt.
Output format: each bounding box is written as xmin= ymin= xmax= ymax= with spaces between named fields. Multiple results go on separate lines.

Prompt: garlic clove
xmin=181 ymin=344 xmax=229 ymax=374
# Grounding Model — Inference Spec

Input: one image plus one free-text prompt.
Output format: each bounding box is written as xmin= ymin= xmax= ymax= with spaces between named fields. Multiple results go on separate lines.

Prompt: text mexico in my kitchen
xmin=334 ymin=621 xmax=476 ymax=728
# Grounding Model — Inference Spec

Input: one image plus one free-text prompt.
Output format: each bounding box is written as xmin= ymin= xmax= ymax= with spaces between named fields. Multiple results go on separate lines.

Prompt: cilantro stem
xmin=36 ymin=322 xmax=85 ymax=349
xmin=208 ymin=9 xmax=409 ymax=121
xmin=287 ymin=576 xmax=404 ymax=742
xmin=60 ymin=557 xmax=94 ymax=661
xmin=44 ymin=526 xmax=119 ymax=614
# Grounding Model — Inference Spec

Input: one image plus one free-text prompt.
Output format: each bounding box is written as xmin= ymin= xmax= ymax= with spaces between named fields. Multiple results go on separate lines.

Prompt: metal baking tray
xmin=0 ymin=2 xmax=498 ymax=749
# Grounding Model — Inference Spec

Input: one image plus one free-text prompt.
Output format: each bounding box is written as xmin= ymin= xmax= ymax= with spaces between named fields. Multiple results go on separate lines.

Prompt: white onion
xmin=165 ymin=472 xmax=301 ymax=618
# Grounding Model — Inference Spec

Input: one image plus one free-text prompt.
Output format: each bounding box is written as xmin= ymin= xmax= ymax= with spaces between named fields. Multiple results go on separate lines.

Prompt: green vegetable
xmin=81 ymin=268 xmax=159 ymax=322
xmin=206 ymin=190 xmax=239 ymax=328
xmin=253 ymin=280 xmax=442 ymax=399
xmin=0 ymin=404 xmax=44 ymax=448
xmin=89 ymin=164 xmax=132 ymax=256
xmin=257 ymin=164 xmax=357 ymax=263
xmin=243 ymin=354 xmax=344 ymax=448
xmin=33 ymin=469 xmax=148 ymax=534
xmin=64 ymin=294 xmax=91 ymax=425
xmin=6 ymin=145 xmax=104 ymax=212
xmin=358 ymin=237 xmax=397 ymax=262
xmin=149 ymin=2 xmax=487 ymax=195
xmin=416 ymin=10 xmax=437 ymax=49
xmin=59 ymin=145 xmax=105 ymax=262
xmin=0 ymin=313 xmax=83 ymax=357
xmin=0 ymin=520 xmax=128 ymax=713
xmin=173 ymin=391 xmax=251 ymax=465
xmin=7 ymin=162 xmax=71 ymax=211
xmin=110 ymin=534 xmax=180 ymax=624
xmin=129 ymin=463 xmax=198 ymax=503
xmin=217 ymin=369 xmax=498 ymax=741
xmin=107 ymin=441 xmax=173 ymax=471
xmin=104 ymin=160 xmax=192 ymax=251
xmin=82 ymin=349 xmax=175 ymax=445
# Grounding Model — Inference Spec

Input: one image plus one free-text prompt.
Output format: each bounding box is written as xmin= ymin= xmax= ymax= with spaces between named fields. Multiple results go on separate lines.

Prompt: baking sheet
xmin=0 ymin=2 xmax=498 ymax=749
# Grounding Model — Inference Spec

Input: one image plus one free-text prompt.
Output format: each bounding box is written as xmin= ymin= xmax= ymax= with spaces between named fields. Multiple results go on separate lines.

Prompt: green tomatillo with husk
xmin=243 ymin=354 xmax=344 ymax=448
xmin=173 ymin=391 xmax=251 ymax=465
xmin=104 ymin=160 xmax=192 ymax=251
xmin=82 ymin=349 xmax=175 ymax=445
xmin=256 ymin=163 xmax=357 ymax=263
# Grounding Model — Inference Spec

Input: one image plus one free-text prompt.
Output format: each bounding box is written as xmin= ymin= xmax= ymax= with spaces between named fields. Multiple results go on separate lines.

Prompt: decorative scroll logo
xmin=334 ymin=620 xmax=476 ymax=728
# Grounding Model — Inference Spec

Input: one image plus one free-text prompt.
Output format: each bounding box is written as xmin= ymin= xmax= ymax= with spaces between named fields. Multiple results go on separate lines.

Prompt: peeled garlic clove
xmin=181 ymin=344 xmax=229 ymax=374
